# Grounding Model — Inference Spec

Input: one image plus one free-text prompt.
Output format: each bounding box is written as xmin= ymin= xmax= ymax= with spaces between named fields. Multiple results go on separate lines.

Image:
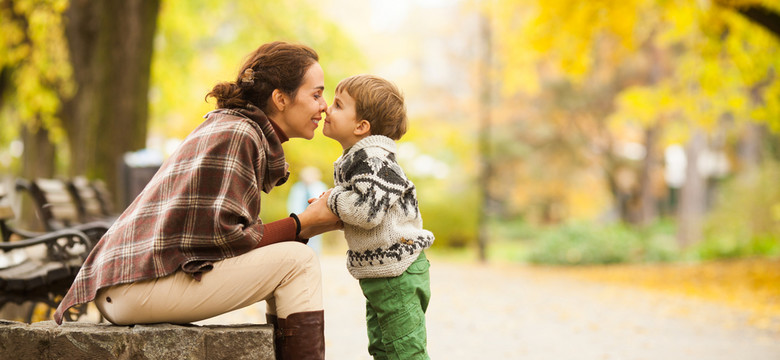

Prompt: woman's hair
xmin=206 ymin=41 xmax=319 ymax=113
xmin=335 ymin=74 xmax=407 ymax=140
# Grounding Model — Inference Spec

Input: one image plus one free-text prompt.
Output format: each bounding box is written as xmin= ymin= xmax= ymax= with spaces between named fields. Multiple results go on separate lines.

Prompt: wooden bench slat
xmin=70 ymin=177 xmax=106 ymax=218
xmin=50 ymin=207 xmax=79 ymax=222
xmin=0 ymin=260 xmax=48 ymax=291
xmin=0 ymin=205 xmax=14 ymax=221
xmin=0 ymin=259 xmax=73 ymax=292
xmin=35 ymin=178 xmax=67 ymax=191
xmin=90 ymin=180 xmax=115 ymax=215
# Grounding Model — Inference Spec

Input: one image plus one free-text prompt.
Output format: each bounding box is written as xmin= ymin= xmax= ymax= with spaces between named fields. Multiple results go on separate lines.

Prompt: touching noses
xmin=318 ymin=97 xmax=327 ymax=113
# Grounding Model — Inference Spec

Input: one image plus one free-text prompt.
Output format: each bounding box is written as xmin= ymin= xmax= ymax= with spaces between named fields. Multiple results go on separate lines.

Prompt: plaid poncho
xmin=54 ymin=106 xmax=289 ymax=323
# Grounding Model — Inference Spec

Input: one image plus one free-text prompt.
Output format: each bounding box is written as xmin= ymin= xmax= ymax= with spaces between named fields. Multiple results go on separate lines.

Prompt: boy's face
xmin=324 ymin=89 xmax=361 ymax=149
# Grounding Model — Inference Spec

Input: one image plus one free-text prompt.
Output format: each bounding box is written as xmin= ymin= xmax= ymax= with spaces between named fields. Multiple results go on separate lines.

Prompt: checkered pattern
xmin=55 ymin=106 xmax=289 ymax=323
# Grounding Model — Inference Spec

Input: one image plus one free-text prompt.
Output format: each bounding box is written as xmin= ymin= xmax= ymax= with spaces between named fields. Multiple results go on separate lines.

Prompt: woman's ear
xmin=271 ymin=89 xmax=287 ymax=112
xmin=354 ymin=120 xmax=371 ymax=136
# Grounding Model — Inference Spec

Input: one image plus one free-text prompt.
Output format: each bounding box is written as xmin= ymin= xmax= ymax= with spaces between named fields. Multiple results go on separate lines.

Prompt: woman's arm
xmin=255 ymin=217 xmax=299 ymax=247
xmin=254 ymin=191 xmax=341 ymax=246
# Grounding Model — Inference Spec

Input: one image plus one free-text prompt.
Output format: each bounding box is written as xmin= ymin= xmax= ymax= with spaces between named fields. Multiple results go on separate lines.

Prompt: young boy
xmin=322 ymin=74 xmax=434 ymax=359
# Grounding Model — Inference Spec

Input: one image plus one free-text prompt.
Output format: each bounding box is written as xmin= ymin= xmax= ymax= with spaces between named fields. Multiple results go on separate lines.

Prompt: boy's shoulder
xmin=343 ymin=136 xmax=400 ymax=168
xmin=341 ymin=144 xmax=408 ymax=183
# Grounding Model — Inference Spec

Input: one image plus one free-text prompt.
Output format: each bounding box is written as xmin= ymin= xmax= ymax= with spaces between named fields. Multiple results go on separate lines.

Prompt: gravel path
xmin=197 ymin=254 xmax=780 ymax=360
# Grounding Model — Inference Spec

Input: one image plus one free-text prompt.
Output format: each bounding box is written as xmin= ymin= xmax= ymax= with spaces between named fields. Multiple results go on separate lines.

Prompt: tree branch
xmin=737 ymin=5 xmax=780 ymax=38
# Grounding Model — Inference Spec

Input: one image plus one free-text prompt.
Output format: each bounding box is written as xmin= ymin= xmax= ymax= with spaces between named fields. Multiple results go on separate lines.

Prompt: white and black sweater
xmin=327 ymin=135 xmax=434 ymax=279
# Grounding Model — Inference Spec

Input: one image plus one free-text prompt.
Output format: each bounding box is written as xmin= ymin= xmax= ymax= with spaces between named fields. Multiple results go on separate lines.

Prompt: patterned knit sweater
xmin=327 ymin=135 xmax=434 ymax=279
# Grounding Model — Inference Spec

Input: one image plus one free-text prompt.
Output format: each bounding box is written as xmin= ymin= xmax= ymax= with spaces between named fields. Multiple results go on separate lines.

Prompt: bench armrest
xmin=71 ymin=221 xmax=112 ymax=234
xmin=0 ymin=228 xmax=92 ymax=261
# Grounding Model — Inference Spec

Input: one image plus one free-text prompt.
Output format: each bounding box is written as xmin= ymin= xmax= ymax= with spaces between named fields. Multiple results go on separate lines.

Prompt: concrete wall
xmin=0 ymin=320 xmax=274 ymax=359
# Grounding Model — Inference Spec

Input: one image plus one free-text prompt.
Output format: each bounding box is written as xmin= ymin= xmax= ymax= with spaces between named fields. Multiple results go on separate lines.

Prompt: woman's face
xmin=275 ymin=62 xmax=326 ymax=140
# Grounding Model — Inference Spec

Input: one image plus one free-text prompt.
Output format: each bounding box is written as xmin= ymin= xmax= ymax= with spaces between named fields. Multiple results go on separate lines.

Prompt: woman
xmin=54 ymin=41 xmax=341 ymax=360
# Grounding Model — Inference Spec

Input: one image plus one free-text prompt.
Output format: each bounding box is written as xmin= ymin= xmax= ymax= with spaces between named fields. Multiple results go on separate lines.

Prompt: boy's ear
xmin=271 ymin=89 xmax=287 ymax=112
xmin=354 ymin=119 xmax=371 ymax=136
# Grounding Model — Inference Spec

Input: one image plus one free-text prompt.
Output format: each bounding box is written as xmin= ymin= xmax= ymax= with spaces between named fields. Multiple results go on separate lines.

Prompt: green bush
xmin=526 ymin=221 xmax=678 ymax=265
xmin=634 ymin=220 xmax=679 ymax=262
xmin=696 ymin=163 xmax=780 ymax=260
xmin=418 ymin=183 xmax=479 ymax=249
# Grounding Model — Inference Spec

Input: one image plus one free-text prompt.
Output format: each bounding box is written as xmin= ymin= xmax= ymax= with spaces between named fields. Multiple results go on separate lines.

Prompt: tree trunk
xmin=18 ymin=122 xmax=57 ymax=231
xmin=476 ymin=12 xmax=493 ymax=262
xmin=638 ymin=124 xmax=660 ymax=225
xmin=61 ymin=0 xmax=97 ymax=178
xmin=61 ymin=0 xmax=160 ymax=208
xmin=20 ymin=123 xmax=56 ymax=180
xmin=739 ymin=119 xmax=764 ymax=170
xmin=737 ymin=5 xmax=780 ymax=38
xmin=676 ymin=130 xmax=708 ymax=247
xmin=636 ymin=38 xmax=668 ymax=226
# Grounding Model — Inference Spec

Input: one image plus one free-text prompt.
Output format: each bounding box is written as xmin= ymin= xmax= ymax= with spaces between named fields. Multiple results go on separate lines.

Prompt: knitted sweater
xmin=327 ymin=135 xmax=434 ymax=279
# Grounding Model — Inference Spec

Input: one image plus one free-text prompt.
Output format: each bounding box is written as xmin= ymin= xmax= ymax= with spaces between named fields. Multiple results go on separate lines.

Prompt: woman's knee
xmin=272 ymin=242 xmax=324 ymax=316
xmin=285 ymin=242 xmax=320 ymax=270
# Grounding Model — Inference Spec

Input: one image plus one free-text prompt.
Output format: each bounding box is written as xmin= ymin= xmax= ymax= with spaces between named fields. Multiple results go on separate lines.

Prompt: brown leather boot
xmin=266 ymin=313 xmax=283 ymax=360
xmin=277 ymin=310 xmax=325 ymax=360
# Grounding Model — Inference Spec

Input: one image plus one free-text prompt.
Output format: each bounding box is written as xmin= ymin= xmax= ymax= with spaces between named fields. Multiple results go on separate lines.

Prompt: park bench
xmin=67 ymin=176 xmax=118 ymax=223
xmin=15 ymin=177 xmax=112 ymax=244
xmin=0 ymin=183 xmax=94 ymax=323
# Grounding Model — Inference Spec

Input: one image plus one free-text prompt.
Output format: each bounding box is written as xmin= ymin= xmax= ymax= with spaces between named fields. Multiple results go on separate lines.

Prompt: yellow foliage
xmin=561 ymin=259 xmax=780 ymax=332
xmin=149 ymin=0 xmax=367 ymax=142
xmin=490 ymin=0 xmax=780 ymax=137
xmin=0 ymin=0 xmax=73 ymax=146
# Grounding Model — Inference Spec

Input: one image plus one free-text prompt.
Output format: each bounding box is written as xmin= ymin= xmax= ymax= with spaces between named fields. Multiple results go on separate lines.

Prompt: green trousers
xmin=359 ymin=251 xmax=431 ymax=360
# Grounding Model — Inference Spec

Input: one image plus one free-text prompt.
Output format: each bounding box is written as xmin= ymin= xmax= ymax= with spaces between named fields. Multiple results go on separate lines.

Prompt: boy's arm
xmin=327 ymin=153 xmax=409 ymax=230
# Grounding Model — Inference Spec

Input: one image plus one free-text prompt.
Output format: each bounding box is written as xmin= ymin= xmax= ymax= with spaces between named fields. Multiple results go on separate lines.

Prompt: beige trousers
xmin=95 ymin=242 xmax=322 ymax=325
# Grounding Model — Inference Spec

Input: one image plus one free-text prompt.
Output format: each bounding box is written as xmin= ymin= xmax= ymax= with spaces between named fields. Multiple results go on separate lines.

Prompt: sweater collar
xmin=345 ymin=135 xmax=397 ymax=157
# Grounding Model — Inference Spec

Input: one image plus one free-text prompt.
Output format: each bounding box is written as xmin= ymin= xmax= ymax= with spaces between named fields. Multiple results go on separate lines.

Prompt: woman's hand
xmin=297 ymin=189 xmax=343 ymax=238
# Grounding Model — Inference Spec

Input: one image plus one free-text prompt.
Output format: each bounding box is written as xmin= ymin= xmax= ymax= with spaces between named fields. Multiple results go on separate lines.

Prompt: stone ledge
xmin=0 ymin=319 xmax=274 ymax=359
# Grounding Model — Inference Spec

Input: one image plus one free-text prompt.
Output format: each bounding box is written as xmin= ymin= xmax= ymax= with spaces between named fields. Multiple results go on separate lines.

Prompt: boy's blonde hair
xmin=335 ymin=74 xmax=407 ymax=140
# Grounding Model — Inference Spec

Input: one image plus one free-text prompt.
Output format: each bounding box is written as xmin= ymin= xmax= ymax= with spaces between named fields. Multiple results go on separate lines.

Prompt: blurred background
xmin=1 ymin=0 xmax=779 ymax=266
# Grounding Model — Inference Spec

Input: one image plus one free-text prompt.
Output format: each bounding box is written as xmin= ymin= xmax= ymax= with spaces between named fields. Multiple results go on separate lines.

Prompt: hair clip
xmin=240 ymin=68 xmax=255 ymax=85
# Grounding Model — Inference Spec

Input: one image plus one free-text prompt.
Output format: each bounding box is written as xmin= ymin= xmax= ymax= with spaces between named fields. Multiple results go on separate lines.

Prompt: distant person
xmin=54 ymin=41 xmax=343 ymax=360
xmin=322 ymin=74 xmax=434 ymax=359
xmin=287 ymin=166 xmax=328 ymax=254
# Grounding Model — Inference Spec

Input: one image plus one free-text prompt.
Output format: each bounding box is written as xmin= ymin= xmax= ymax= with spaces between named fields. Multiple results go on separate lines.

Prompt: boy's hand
xmin=298 ymin=189 xmax=343 ymax=238
xmin=307 ymin=189 xmax=330 ymax=204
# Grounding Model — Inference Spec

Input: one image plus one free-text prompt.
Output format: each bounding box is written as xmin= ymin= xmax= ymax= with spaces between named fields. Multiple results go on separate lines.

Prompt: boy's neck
xmin=340 ymin=134 xmax=370 ymax=151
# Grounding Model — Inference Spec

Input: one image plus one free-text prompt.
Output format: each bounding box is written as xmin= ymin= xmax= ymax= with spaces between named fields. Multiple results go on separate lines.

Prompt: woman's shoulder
xmin=201 ymin=111 xmax=263 ymax=139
